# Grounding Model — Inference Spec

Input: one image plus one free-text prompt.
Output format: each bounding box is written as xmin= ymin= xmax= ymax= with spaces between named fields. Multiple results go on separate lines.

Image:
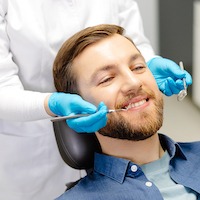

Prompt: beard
xmin=98 ymin=90 xmax=163 ymax=141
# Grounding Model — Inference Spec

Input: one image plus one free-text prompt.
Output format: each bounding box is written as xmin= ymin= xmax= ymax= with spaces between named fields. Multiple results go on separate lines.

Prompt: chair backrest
xmin=53 ymin=120 xmax=101 ymax=169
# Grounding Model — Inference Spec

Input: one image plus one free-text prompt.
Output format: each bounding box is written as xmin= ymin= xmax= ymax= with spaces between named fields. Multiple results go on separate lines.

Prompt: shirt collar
xmin=158 ymin=134 xmax=187 ymax=160
xmin=94 ymin=134 xmax=187 ymax=183
xmin=94 ymin=153 xmax=130 ymax=183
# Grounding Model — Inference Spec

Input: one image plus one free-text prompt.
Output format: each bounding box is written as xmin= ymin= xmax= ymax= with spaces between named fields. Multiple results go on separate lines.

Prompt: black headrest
xmin=53 ymin=120 xmax=102 ymax=169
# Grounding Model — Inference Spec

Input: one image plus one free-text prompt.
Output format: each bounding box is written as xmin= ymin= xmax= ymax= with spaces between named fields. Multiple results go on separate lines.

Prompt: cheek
xmin=97 ymin=86 xmax=120 ymax=108
xmin=79 ymin=88 xmax=107 ymax=106
xmin=151 ymin=80 xmax=160 ymax=93
xmin=80 ymin=86 xmax=119 ymax=108
xmin=144 ymin=72 xmax=159 ymax=90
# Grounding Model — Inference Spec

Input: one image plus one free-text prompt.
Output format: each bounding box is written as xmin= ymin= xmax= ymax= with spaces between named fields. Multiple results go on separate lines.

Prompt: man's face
xmin=72 ymin=34 xmax=163 ymax=141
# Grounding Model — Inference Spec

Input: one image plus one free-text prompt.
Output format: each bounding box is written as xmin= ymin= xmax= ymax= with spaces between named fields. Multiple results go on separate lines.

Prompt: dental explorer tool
xmin=177 ymin=61 xmax=187 ymax=101
xmin=50 ymin=108 xmax=126 ymax=122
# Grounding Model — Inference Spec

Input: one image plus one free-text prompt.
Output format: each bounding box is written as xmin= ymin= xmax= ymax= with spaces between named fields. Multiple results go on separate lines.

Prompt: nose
xmin=120 ymin=70 xmax=142 ymax=95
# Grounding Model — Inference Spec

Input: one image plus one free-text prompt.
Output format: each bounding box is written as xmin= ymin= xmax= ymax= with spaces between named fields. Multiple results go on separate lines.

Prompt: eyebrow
xmin=129 ymin=53 xmax=144 ymax=63
xmin=90 ymin=53 xmax=144 ymax=83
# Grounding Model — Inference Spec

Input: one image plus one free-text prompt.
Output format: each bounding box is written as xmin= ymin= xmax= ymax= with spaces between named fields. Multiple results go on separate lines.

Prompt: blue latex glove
xmin=48 ymin=92 xmax=108 ymax=133
xmin=147 ymin=57 xmax=192 ymax=96
xmin=67 ymin=102 xmax=108 ymax=133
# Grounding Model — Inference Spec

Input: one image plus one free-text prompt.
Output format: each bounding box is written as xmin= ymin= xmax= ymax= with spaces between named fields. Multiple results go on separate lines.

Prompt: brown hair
xmin=53 ymin=24 xmax=127 ymax=94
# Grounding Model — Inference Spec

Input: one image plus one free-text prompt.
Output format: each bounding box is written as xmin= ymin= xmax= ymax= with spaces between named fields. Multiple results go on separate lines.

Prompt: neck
xmin=96 ymin=133 xmax=164 ymax=165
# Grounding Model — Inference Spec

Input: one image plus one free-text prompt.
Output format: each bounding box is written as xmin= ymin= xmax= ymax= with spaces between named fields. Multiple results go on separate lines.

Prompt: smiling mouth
xmin=123 ymin=98 xmax=149 ymax=110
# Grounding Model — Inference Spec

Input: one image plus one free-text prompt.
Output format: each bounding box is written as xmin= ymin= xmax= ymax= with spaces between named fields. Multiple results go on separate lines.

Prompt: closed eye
xmin=99 ymin=76 xmax=114 ymax=85
xmin=131 ymin=64 xmax=146 ymax=72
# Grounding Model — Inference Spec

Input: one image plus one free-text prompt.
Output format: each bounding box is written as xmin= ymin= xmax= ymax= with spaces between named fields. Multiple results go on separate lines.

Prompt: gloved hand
xmin=147 ymin=57 xmax=192 ymax=96
xmin=48 ymin=92 xmax=108 ymax=133
xmin=67 ymin=102 xmax=107 ymax=133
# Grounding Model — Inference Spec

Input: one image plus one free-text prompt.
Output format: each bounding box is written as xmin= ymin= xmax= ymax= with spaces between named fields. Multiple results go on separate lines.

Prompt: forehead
xmin=72 ymin=34 xmax=141 ymax=79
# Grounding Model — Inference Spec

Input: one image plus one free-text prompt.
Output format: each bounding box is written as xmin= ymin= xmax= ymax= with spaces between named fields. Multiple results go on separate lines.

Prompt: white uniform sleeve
xmin=0 ymin=2 xmax=50 ymax=121
xmin=118 ymin=0 xmax=156 ymax=61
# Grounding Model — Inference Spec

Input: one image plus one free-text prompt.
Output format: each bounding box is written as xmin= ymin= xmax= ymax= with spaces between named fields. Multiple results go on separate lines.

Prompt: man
xmin=53 ymin=24 xmax=199 ymax=199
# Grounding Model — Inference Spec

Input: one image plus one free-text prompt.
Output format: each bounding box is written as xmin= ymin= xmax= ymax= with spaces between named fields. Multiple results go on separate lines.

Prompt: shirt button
xmin=145 ymin=181 xmax=152 ymax=187
xmin=131 ymin=165 xmax=138 ymax=172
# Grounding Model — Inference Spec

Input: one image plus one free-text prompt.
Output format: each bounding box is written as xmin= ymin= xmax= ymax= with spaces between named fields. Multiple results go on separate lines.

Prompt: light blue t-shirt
xmin=141 ymin=151 xmax=197 ymax=200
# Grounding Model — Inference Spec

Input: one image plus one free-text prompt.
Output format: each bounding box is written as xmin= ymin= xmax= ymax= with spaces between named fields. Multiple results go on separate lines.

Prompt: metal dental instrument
xmin=177 ymin=61 xmax=187 ymax=101
xmin=50 ymin=108 xmax=126 ymax=122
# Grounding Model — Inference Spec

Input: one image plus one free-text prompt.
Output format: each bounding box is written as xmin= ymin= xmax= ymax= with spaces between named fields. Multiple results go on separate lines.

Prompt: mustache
xmin=115 ymin=87 xmax=155 ymax=109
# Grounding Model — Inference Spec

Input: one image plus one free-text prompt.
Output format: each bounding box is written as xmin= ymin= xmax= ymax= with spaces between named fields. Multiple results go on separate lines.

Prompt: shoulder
xmin=159 ymin=134 xmax=200 ymax=159
xmin=56 ymin=170 xmax=125 ymax=200
xmin=178 ymin=140 xmax=200 ymax=154
xmin=56 ymin=172 xmax=110 ymax=200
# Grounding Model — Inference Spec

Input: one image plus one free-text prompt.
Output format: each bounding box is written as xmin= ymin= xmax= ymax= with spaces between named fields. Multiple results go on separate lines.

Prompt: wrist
xmin=44 ymin=94 xmax=56 ymax=117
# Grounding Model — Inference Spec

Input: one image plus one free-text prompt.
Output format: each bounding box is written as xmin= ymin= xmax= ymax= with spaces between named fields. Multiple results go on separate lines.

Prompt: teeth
xmin=125 ymin=99 xmax=146 ymax=109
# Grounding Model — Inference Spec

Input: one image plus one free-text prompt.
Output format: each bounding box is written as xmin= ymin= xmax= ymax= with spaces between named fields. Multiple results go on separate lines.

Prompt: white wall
xmin=134 ymin=0 xmax=159 ymax=54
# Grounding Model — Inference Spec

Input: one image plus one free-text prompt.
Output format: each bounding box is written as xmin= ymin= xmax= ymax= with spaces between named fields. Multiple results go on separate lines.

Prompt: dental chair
xmin=53 ymin=120 xmax=102 ymax=189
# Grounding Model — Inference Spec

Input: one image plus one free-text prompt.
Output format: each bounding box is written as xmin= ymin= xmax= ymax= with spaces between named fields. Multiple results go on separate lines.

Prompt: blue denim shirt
xmin=56 ymin=134 xmax=200 ymax=200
